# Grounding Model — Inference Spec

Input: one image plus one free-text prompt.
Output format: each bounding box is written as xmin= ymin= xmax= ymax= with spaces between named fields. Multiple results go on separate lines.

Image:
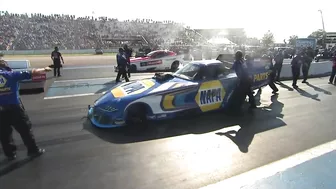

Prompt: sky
xmin=1 ymin=0 xmax=336 ymax=43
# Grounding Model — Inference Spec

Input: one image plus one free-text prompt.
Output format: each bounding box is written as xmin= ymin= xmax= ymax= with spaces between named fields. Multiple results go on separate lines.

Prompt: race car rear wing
xmin=216 ymin=54 xmax=234 ymax=68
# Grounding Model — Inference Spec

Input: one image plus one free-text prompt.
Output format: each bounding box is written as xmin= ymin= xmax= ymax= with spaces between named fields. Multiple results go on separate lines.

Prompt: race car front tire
xmin=125 ymin=104 xmax=148 ymax=129
xmin=171 ymin=61 xmax=180 ymax=71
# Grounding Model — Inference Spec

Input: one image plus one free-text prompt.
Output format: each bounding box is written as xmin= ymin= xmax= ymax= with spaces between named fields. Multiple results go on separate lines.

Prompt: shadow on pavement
xmin=0 ymin=156 xmax=41 ymax=178
xmin=216 ymin=94 xmax=285 ymax=153
xmin=19 ymin=88 xmax=44 ymax=95
xmin=83 ymin=95 xmax=286 ymax=146
xmin=305 ymin=83 xmax=332 ymax=95
xmin=94 ymin=81 xmax=117 ymax=94
xmin=295 ymin=87 xmax=320 ymax=101
xmin=276 ymin=81 xmax=294 ymax=91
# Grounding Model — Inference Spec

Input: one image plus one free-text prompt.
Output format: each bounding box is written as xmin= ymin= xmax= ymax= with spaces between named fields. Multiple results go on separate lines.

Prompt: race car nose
xmin=94 ymin=91 xmax=115 ymax=107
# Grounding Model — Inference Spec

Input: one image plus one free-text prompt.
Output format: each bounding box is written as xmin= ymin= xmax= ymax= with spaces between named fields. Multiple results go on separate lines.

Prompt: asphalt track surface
xmin=1 ymin=63 xmax=336 ymax=189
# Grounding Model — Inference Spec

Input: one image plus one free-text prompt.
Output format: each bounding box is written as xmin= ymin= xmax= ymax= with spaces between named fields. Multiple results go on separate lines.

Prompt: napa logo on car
xmin=195 ymin=80 xmax=225 ymax=112
xmin=111 ymin=79 xmax=155 ymax=98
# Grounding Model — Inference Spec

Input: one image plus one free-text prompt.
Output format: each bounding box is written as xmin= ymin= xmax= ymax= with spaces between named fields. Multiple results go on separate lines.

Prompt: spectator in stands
xmin=0 ymin=11 xmax=206 ymax=51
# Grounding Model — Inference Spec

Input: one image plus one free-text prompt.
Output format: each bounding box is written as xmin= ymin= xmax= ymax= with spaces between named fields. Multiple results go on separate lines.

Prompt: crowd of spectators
xmin=0 ymin=11 xmax=206 ymax=51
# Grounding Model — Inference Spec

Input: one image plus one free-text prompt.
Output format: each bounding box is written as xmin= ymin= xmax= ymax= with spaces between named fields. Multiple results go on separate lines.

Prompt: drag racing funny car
xmin=89 ymin=57 xmax=273 ymax=128
xmin=114 ymin=50 xmax=184 ymax=73
xmin=5 ymin=60 xmax=47 ymax=92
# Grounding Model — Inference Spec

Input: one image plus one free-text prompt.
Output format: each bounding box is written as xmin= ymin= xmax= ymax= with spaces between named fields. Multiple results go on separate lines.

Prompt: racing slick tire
xmin=125 ymin=104 xmax=148 ymax=130
xmin=130 ymin=64 xmax=137 ymax=73
xmin=171 ymin=61 xmax=180 ymax=72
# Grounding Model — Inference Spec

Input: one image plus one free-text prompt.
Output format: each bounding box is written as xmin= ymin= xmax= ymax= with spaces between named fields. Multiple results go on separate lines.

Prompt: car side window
xmin=202 ymin=65 xmax=218 ymax=80
xmin=217 ymin=64 xmax=231 ymax=78
xmin=152 ymin=52 xmax=165 ymax=59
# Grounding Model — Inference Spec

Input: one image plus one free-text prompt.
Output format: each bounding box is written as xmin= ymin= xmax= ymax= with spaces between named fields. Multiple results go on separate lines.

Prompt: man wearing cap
xmin=0 ymin=54 xmax=51 ymax=161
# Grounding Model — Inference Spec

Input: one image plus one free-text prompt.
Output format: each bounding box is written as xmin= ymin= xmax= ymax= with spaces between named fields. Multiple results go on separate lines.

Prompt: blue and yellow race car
xmin=88 ymin=58 xmax=272 ymax=128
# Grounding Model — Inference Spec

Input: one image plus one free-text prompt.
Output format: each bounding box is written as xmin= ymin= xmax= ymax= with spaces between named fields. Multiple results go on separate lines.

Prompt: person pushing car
xmin=0 ymin=55 xmax=52 ymax=161
xmin=232 ymin=51 xmax=256 ymax=111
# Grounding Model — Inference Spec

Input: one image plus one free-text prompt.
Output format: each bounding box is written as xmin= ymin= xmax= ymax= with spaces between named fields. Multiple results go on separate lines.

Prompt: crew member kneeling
xmin=0 ymin=58 xmax=51 ymax=161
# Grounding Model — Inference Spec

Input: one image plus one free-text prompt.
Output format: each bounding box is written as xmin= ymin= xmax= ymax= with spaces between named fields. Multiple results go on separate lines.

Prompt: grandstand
xmin=0 ymin=11 xmax=207 ymax=51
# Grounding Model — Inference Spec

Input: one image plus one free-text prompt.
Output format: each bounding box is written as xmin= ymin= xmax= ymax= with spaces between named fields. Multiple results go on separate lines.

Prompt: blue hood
xmin=94 ymin=76 xmax=198 ymax=107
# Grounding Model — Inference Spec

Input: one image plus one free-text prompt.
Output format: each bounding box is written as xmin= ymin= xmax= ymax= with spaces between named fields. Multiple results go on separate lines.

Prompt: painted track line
xmin=201 ymin=139 xmax=336 ymax=189
xmin=54 ymin=75 xmax=154 ymax=83
xmin=43 ymin=93 xmax=103 ymax=100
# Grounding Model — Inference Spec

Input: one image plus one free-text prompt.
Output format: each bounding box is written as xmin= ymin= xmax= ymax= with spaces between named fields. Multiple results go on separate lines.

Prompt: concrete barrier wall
xmin=272 ymin=61 xmax=332 ymax=79
xmin=187 ymin=59 xmax=333 ymax=80
xmin=2 ymin=49 xmax=119 ymax=55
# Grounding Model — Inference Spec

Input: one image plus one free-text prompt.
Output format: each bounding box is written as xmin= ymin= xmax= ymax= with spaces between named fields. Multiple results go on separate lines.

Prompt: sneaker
xmin=27 ymin=148 xmax=45 ymax=157
xmin=7 ymin=154 xmax=17 ymax=161
xmin=272 ymin=89 xmax=279 ymax=94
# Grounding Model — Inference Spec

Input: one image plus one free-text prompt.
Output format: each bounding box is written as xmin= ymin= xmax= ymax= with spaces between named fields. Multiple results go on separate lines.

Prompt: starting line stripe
xmin=54 ymin=75 xmax=157 ymax=83
xmin=200 ymin=139 xmax=336 ymax=189
xmin=43 ymin=91 xmax=107 ymax=100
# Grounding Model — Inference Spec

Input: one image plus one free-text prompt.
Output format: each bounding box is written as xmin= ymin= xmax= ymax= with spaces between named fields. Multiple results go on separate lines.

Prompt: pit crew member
xmin=116 ymin=48 xmax=129 ymax=82
xmin=232 ymin=51 xmax=256 ymax=111
xmin=0 ymin=57 xmax=51 ymax=161
xmin=51 ymin=46 xmax=64 ymax=77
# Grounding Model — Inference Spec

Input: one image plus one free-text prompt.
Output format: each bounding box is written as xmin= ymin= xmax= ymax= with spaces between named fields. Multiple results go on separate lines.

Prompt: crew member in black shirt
xmin=123 ymin=44 xmax=132 ymax=78
xmin=274 ymin=50 xmax=284 ymax=81
xmin=116 ymin=48 xmax=129 ymax=82
xmin=291 ymin=52 xmax=304 ymax=88
xmin=261 ymin=54 xmax=278 ymax=94
xmin=232 ymin=51 xmax=256 ymax=110
xmin=51 ymin=47 xmax=64 ymax=77
xmin=302 ymin=47 xmax=314 ymax=83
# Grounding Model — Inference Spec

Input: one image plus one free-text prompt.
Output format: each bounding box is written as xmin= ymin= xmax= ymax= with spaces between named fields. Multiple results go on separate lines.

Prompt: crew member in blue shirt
xmin=232 ymin=51 xmax=256 ymax=110
xmin=0 ymin=57 xmax=51 ymax=161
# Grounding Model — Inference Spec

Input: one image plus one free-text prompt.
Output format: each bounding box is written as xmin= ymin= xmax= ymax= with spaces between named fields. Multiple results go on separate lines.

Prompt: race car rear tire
xmin=130 ymin=65 xmax=137 ymax=72
xmin=125 ymin=104 xmax=148 ymax=129
xmin=171 ymin=61 xmax=180 ymax=71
